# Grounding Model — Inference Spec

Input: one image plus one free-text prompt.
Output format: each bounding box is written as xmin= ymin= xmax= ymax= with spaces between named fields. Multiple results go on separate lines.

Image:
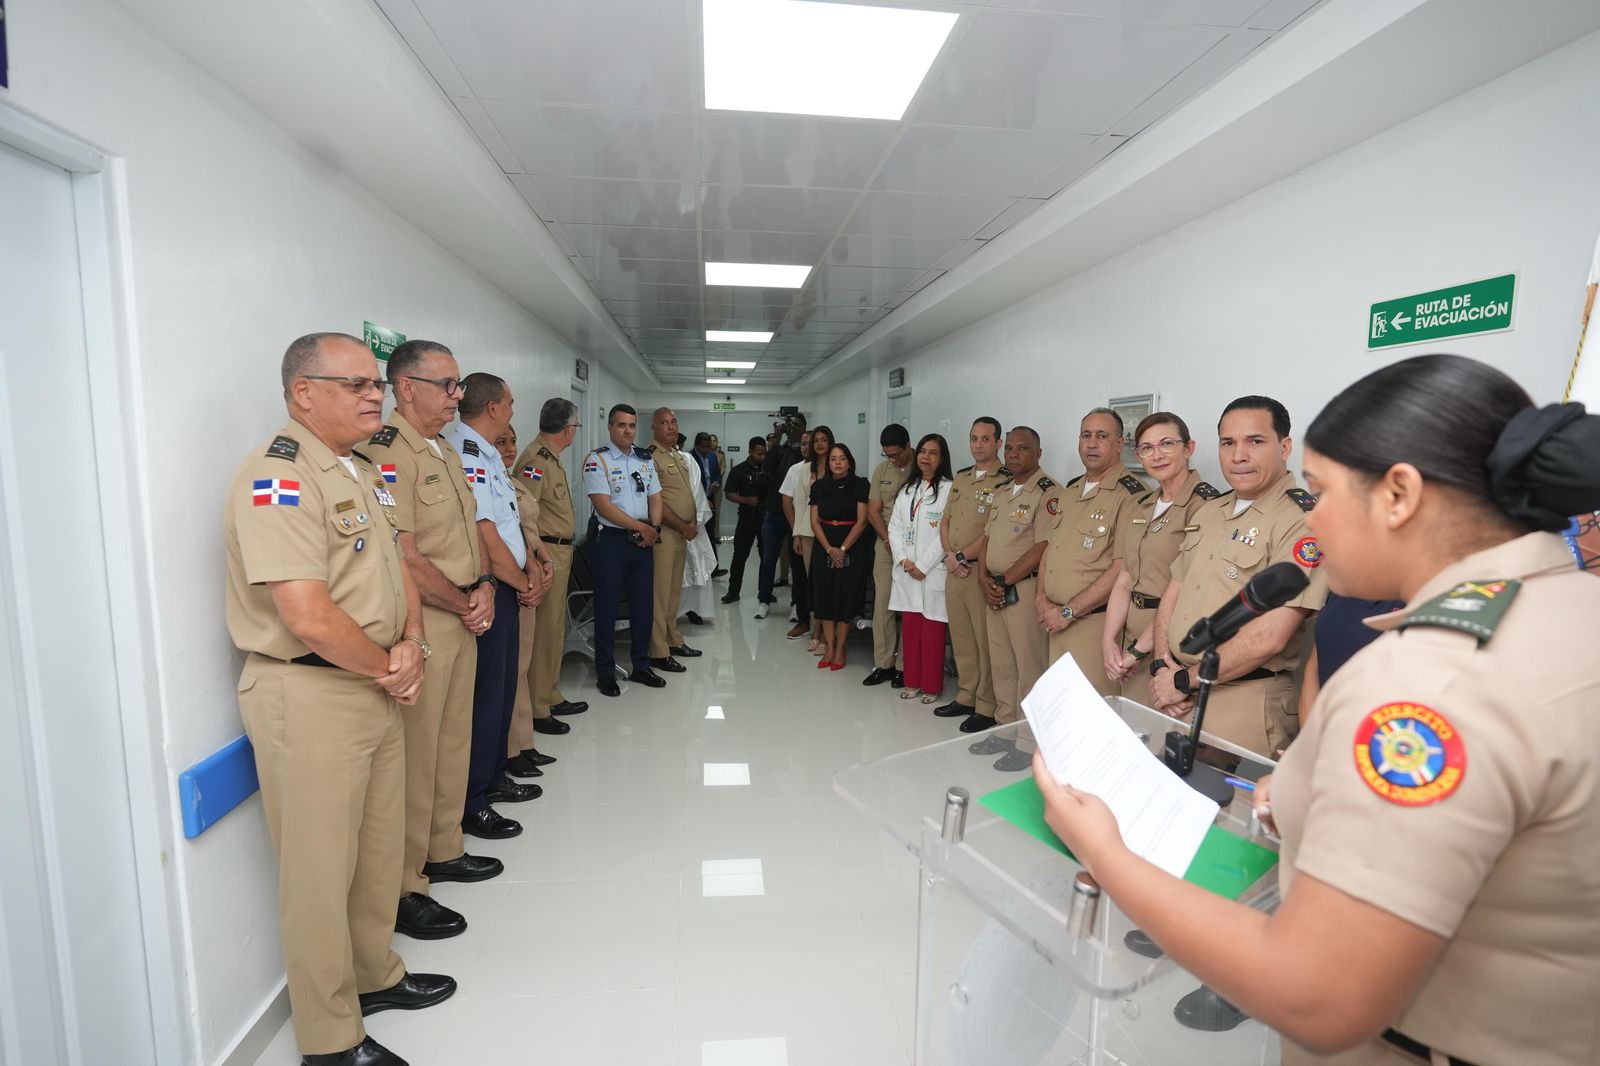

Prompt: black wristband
xmin=1173 ymin=667 xmax=1193 ymax=696
xmin=1149 ymin=657 xmax=1169 ymax=678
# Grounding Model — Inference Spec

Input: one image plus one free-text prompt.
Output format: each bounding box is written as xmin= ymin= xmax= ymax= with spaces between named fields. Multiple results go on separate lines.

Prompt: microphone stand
xmin=1163 ymin=645 xmax=1236 ymax=806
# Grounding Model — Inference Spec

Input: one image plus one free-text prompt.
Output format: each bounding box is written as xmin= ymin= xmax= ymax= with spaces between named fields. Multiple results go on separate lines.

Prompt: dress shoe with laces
xmin=533 ymin=716 xmax=570 ymax=735
xmin=711 ymin=568 xmax=727 ymax=578
xmin=358 ymin=972 xmax=457 ymax=1017
xmin=933 ymin=700 xmax=975 ymax=718
xmin=685 ymin=611 xmax=706 ymax=625
xmin=862 ymin=667 xmax=895 ymax=686
xmin=422 ymin=853 xmax=503 ymax=884
xmin=959 ymin=713 xmax=999 ymax=734
xmin=670 ymin=643 xmax=703 ymax=657
xmin=890 ymin=670 xmax=906 ymax=689
xmin=968 ymin=734 xmax=1011 ymax=756
xmin=486 ymin=780 xmax=541 ymax=804
xmin=650 ymin=656 xmax=687 ymax=673
xmin=628 ymin=668 xmax=667 ymax=688
xmin=504 ymin=754 xmax=544 ymax=778
xmin=523 ymin=746 xmax=557 ymax=766
xmin=301 ymin=1035 xmax=406 ymax=1066
xmin=720 ymin=592 xmax=740 ymax=604
xmin=551 ymin=700 xmax=589 ymax=716
xmin=1174 ymin=985 xmax=1249 ymax=1031
xmin=395 ymin=893 xmax=466 ymax=940
xmin=992 ymin=748 xmax=1032 ymax=773
xmin=461 ymin=808 xmax=521 ymax=839
xmin=598 ymin=676 xmax=621 ymax=697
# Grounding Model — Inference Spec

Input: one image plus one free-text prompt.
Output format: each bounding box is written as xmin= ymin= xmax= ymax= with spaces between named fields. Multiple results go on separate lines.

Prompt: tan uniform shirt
xmin=512 ymin=437 xmax=576 ymax=539
xmin=1272 ymin=533 xmax=1600 ymax=1066
xmin=648 ymin=442 xmax=697 ymax=524
xmin=1115 ymin=471 xmax=1226 ymax=601
xmin=1167 ymin=470 xmax=1328 ymax=669
xmin=869 ymin=457 xmax=910 ymax=548
xmin=223 ymin=424 xmax=406 ymax=660
xmin=511 ymin=478 xmax=542 ymax=548
xmin=364 ymin=413 xmax=480 ymax=586
xmin=982 ymin=469 xmax=1060 ymax=574
xmin=1041 ymin=464 xmax=1144 ymax=604
xmin=945 ymin=464 xmax=1007 ymax=554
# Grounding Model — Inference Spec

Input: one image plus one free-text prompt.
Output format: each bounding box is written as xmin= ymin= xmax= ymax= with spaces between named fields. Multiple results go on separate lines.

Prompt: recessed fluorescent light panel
xmin=706 ymin=262 xmax=811 ymax=289
xmin=706 ymin=361 xmax=757 ymax=370
xmin=707 ymin=378 xmax=747 ymax=385
xmin=707 ymin=331 xmax=774 ymax=343
xmin=704 ymin=0 xmax=957 ymax=121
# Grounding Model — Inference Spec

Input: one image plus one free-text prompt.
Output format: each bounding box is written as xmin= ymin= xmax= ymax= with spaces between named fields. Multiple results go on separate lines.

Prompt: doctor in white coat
xmin=889 ymin=433 xmax=954 ymax=704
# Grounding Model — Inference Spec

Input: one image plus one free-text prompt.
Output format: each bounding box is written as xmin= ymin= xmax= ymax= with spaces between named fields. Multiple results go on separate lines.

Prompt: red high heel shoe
xmin=817 ymin=658 xmax=832 ymax=670
xmin=829 ymin=656 xmax=846 ymax=672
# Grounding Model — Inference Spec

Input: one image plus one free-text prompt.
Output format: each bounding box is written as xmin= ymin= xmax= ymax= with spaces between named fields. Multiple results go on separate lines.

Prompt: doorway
xmin=887 ymin=388 xmax=912 ymax=439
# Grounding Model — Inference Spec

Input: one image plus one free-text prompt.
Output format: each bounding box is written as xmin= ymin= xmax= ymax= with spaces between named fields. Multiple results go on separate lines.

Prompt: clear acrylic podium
xmin=834 ymin=697 xmax=1283 ymax=1066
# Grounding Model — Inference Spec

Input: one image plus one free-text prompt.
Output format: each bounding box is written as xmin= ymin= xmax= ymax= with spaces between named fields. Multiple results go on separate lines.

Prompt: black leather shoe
xmin=461 ymin=808 xmax=521 ymax=839
xmin=1174 ymin=984 xmax=1249 ymax=1032
xmin=685 ymin=611 xmax=706 ymax=625
xmin=933 ymin=700 xmax=975 ymax=718
xmin=504 ymin=754 xmax=544 ymax=778
xmin=862 ymin=667 xmax=895 ymax=686
xmin=773 ymin=577 xmax=788 ymax=588
xmin=968 ymin=734 xmax=1010 ymax=756
xmin=890 ymin=670 xmax=906 ymax=689
xmin=629 ymin=668 xmax=667 ymax=688
xmin=598 ymin=676 xmax=621 ymax=697
xmin=1124 ymin=929 xmax=1164 ymax=959
xmin=959 ymin=714 xmax=999 ymax=734
xmin=720 ymin=592 xmax=740 ymax=604
xmin=711 ymin=568 xmax=728 ymax=578
xmin=358 ymin=972 xmax=457 ymax=1017
xmin=551 ymin=700 xmax=589 ymax=716
xmin=301 ymin=1035 xmax=407 ymax=1066
xmin=993 ymin=748 xmax=1032 ymax=773
xmin=486 ymin=780 xmax=542 ymax=804
xmin=395 ymin=892 xmax=466 ymax=940
xmin=523 ymin=747 xmax=557 ymax=766
xmin=650 ymin=656 xmax=687 ymax=673
xmin=669 ymin=643 xmax=703 ymax=657
xmin=422 ymin=853 xmax=503 ymax=884
xmin=533 ymin=716 xmax=570 ymax=735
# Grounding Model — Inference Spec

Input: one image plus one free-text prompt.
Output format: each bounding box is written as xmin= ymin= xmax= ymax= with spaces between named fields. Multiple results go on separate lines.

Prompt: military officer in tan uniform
xmin=863 ymin=423 xmax=914 ymax=686
xmin=224 ymin=332 xmax=453 ymax=1066
xmin=366 ymin=340 xmax=504 ymax=945
xmin=968 ymin=426 xmax=1059 ymax=772
xmin=1031 ymin=355 xmax=1600 ymax=1066
xmin=646 ymin=407 xmax=703 ymax=671
xmin=1037 ymin=408 xmax=1147 ymax=696
xmin=1100 ymin=412 xmax=1224 ymax=709
xmin=935 ymin=417 xmax=1004 ymax=725
xmin=1150 ymin=396 xmax=1327 ymax=757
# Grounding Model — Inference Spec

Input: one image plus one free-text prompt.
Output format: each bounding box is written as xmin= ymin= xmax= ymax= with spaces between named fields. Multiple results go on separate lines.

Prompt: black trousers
xmin=465 ymin=581 xmax=519 ymax=815
xmin=592 ymin=526 xmax=654 ymax=675
xmin=790 ymin=538 xmax=810 ymax=626
xmin=725 ymin=511 xmax=763 ymax=596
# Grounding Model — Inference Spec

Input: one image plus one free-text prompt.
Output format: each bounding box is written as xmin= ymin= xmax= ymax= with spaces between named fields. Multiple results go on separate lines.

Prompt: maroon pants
xmin=901 ymin=611 xmax=947 ymax=695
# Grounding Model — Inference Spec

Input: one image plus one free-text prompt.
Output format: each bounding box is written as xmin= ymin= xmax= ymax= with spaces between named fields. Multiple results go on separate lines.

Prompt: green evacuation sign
xmin=364 ymin=321 xmax=406 ymax=362
xmin=1368 ymin=274 xmax=1515 ymax=350
xmin=712 ymin=402 xmax=736 ymax=411
xmin=857 ymin=412 xmax=866 ymax=424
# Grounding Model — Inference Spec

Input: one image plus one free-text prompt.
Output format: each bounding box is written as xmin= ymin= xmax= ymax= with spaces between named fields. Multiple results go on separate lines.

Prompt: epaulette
xmin=994 ymin=477 xmax=1015 ymax=490
xmin=1118 ymin=473 xmax=1144 ymax=494
xmin=1037 ymin=475 xmax=1056 ymax=490
xmin=1138 ymin=490 xmax=1156 ymax=505
xmin=634 ymin=446 xmax=653 ymax=460
xmin=1398 ymin=579 xmax=1521 ymax=646
xmin=1194 ymin=481 xmax=1224 ymax=500
xmin=368 ymin=426 xmax=399 ymax=447
xmin=957 ymin=464 xmax=974 ymax=475
xmin=265 ymin=434 xmax=300 ymax=462
xmin=1064 ymin=474 xmax=1083 ymax=488
xmin=460 ymin=438 xmax=481 ymax=457
xmin=998 ymin=466 xmax=1011 ymax=477
xmin=537 ymin=446 xmax=556 ymax=461
xmin=647 ymin=443 xmax=659 ymax=453
xmin=1287 ymin=487 xmax=1316 ymax=512
xmin=351 ymin=449 xmax=372 ymax=465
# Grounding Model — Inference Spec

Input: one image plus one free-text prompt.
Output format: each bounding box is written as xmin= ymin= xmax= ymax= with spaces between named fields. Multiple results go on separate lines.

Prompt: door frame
xmin=0 ymin=104 xmax=187 ymax=1064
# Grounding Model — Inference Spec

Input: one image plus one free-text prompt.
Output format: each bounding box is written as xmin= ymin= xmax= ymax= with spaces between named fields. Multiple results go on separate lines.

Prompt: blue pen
xmin=1224 ymin=776 xmax=1256 ymax=791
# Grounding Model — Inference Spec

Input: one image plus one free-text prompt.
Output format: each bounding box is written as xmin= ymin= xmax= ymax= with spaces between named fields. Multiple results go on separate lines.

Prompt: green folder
xmin=977 ymin=777 xmax=1278 ymax=900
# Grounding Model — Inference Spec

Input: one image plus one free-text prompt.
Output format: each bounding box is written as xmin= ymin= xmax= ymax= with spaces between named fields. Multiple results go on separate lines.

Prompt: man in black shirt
xmin=719 ymin=437 xmax=770 ymax=604
xmin=756 ymin=417 xmax=807 ymax=619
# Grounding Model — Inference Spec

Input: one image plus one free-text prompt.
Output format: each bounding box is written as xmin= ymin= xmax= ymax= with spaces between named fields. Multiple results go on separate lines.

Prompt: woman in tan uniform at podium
xmin=1033 ymin=354 xmax=1600 ymax=1065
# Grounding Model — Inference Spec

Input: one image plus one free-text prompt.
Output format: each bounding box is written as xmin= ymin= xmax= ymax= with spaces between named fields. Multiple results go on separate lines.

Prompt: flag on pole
xmin=1561 ymin=228 xmax=1600 ymax=570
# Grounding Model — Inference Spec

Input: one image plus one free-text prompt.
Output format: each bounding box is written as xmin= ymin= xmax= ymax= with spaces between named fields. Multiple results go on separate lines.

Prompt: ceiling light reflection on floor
xmin=700 ymin=858 xmax=765 ymax=898
xmin=702 ymin=1036 xmax=789 ymax=1066
xmin=705 ymin=705 xmax=725 ymax=719
xmin=702 ymin=762 xmax=751 ymax=787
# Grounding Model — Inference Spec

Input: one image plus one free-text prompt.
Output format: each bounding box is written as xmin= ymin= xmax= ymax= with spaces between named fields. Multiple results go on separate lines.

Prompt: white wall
xmin=809 ymin=374 xmax=877 ymax=472
xmin=875 ymin=29 xmax=1600 ymax=488
xmin=4 ymin=0 xmax=614 ymax=1061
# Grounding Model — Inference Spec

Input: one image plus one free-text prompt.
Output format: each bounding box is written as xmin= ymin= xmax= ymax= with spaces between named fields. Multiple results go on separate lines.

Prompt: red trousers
xmin=900 ymin=611 xmax=947 ymax=696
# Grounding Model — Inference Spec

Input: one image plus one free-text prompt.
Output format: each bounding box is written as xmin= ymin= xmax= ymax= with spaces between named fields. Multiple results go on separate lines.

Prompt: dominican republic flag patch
xmin=469 ymin=467 xmax=487 ymax=484
xmin=252 ymin=478 xmax=300 ymax=506
xmin=379 ymin=464 xmax=397 ymax=484
xmin=523 ymin=465 xmax=543 ymax=480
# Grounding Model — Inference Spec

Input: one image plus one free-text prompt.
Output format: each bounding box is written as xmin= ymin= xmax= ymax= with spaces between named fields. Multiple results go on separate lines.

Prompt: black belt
xmin=1238 ymin=667 xmax=1277 ymax=682
xmin=541 ymin=535 xmax=574 ymax=546
xmin=1383 ymin=1028 xmax=1477 ymax=1066
xmin=290 ymin=652 xmax=337 ymax=669
xmin=1130 ymin=590 xmax=1161 ymax=610
xmin=1084 ymin=603 xmax=1107 ymax=616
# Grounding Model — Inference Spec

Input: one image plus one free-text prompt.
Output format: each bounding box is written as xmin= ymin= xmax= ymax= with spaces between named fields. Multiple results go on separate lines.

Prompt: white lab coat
xmin=680 ymin=448 xmax=717 ymax=617
xmin=888 ymin=478 xmax=950 ymax=622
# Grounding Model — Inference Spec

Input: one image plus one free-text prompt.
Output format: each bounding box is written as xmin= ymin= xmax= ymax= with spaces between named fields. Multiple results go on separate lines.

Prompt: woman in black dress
xmin=808 ymin=443 xmax=871 ymax=669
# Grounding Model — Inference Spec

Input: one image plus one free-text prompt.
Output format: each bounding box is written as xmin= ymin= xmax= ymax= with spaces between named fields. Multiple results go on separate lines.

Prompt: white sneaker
xmin=788 ymin=606 xmax=798 ymax=623
xmin=754 ymin=603 xmax=770 ymax=619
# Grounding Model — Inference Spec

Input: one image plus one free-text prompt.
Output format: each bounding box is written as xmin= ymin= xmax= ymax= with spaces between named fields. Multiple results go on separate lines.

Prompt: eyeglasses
xmin=303 ymin=375 xmax=389 ymax=395
xmin=400 ymin=375 xmax=464 ymax=397
xmin=1134 ymin=437 xmax=1188 ymax=458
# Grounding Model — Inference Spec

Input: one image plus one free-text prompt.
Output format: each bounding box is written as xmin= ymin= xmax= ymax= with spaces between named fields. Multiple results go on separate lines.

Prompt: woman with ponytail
xmin=1031 ymin=354 xmax=1600 ymax=1065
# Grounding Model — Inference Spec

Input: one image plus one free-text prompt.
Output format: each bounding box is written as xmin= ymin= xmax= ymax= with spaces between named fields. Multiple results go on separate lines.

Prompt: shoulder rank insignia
xmin=997 ymin=466 xmax=1011 ymax=478
xmin=1064 ymin=474 xmax=1083 ymax=488
xmin=1397 ymin=579 xmax=1521 ymax=646
xmin=1354 ymin=701 xmax=1466 ymax=806
xmin=368 ymin=426 xmax=399 ymax=447
xmin=1286 ymin=487 xmax=1316 ymax=512
xmin=1137 ymin=490 xmax=1156 ymax=505
xmin=265 ymin=434 xmax=300 ymax=462
xmin=634 ymin=446 xmax=653 ymax=460
xmin=350 ymin=449 xmax=372 ymax=465
xmin=1037 ymin=475 xmax=1056 ymax=490
xmin=460 ymin=438 xmax=480 ymax=457
xmin=1194 ymin=481 xmax=1224 ymax=500
xmin=647 ymin=443 xmax=659 ymax=453
xmin=1118 ymin=473 xmax=1144 ymax=494
xmin=538 ymin=446 xmax=556 ymax=461
xmin=957 ymin=464 xmax=974 ymax=475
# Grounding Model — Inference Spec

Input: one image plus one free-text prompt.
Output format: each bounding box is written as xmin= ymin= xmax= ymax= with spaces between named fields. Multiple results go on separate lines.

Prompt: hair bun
xmin=1486 ymin=402 xmax=1600 ymax=531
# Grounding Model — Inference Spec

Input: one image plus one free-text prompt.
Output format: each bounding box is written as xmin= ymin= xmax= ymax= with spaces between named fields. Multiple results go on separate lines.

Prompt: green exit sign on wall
xmin=712 ymin=402 xmax=736 ymax=411
xmin=1368 ymin=274 xmax=1516 ymax=350
xmin=364 ymin=321 xmax=406 ymax=362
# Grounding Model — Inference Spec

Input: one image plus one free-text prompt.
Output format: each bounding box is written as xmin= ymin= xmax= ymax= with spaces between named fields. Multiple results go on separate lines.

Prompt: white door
xmin=566 ymin=384 xmax=592 ymax=535
xmin=887 ymin=389 xmax=913 ymax=437
xmin=0 ymin=142 xmax=160 ymax=1066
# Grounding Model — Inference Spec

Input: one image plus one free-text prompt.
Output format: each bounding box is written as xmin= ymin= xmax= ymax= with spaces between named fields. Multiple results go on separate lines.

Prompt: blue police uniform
xmin=583 ymin=442 xmax=660 ymax=676
xmin=442 ymin=420 xmax=524 ymax=815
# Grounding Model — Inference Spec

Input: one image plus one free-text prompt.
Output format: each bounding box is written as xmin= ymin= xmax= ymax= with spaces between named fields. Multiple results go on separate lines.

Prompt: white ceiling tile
xmin=699 ymin=230 xmax=833 ymax=266
xmin=876 ymin=126 xmax=1097 ymax=197
xmin=1245 ymin=0 xmax=1323 ymax=32
xmin=450 ymin=96 xmax=524 ymax=174
xmin=981 ymin=0 xmax=1266 ymax=27
xmin=585 ymin=257 xmax=703 ymax=287
xmin=1109 ymin=28 xmax=1272 ymax=136
xmin=699 ymin=113 xmax=899 ymax=190
xmin=482 ymin=103 xmax=697 ymax=183
xmin=840 ymin=190 xmax=1015 ymax=237
xmin=528 ymin=176 xmax=698 ymax=228
xmin=594 ymin=279 xmax=702 ymax=305
xmin=1023 ymin=133 xmax=1128 ymax=197
xmin=975 ymin=198 xmax=1046 ymax=239
xmin=932 ymin=238 xmax=988 ymax=271
xmin=805 ymin=264 xmax=928 ymax=302
xmin=700 ymin=185 xmax=861 ymax=234
xmin=825 ymin=233 xmax=965 ymax=268
xmin=410 ymin=0 xmax=695 ymax=108
xmin=565 ymin=225 xmax=701 ymax=262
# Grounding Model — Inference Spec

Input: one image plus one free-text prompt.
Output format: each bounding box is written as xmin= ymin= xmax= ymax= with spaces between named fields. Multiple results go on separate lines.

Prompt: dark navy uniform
xmin=584 ymin=442 xmax=660 ymax=676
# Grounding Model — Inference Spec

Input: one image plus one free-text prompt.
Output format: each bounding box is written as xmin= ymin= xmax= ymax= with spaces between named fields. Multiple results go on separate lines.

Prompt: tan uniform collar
xmin=389 ymin=410 xmax=435 ymax=454
xmin=1365 ymin=532 xmax=1577 ymax=632
xmin=1230 ymin=469 xmax=1297 ymax=517
xmin=1166 ymin=469 xmax=1203 ymax=505
xmin=284 ymin=421 xmax=345 ymax=473
xmin=1075 ymin=462 xmax=1128 ymax=498
xmin=535 ymin=434 xmax=562 ymax=459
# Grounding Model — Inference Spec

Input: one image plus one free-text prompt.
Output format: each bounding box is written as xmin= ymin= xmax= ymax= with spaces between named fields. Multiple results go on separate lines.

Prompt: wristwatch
xmin=1060 ymin=604 xmax=1074 ymax=621
xmin=402 ymin=634 xmax=432 ymax=661
xmin=1173 ymin=667 xmax=1193 ymax=696
xmin=473 ymin=573 xmax=494 ymax=589
xmin=954 ymin=550 xmax=969 ymax=566
xmin=1149 ymin=657 xmax=1169 ymax=678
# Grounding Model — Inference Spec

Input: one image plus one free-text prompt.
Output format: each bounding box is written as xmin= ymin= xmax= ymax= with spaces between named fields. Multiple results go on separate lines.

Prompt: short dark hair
xmin=539 ymin=397 xmax=579 ymax=434
xmin=1085 ymin=406 xmax=1124 ymax=439
xmin=1220 ymin=395 xmax=1291 ymax=440
xmin=281 ymin=332 xmax=362 ymax=392
xmin=1008 ymin=425 xmax=1041 ymax=447
xmin=1134 ymin=411 xmax=1191 ymax=445
xmin=972 ymin=417 xmax=1002 ymax=438
xmin=458 ymin=373 xmax=507 ymax=419
xmin=747 ymin=436 xmax=766 ymax=451
xmin=608 ymin=403 xmax=637 ymax=424
xmin=880 ymin=423 xmax=910 ymax=448
xmin=386 ymin=339 xmax=451 ymax=381
xmin=694 ymin=431 xmax=712 ymax=445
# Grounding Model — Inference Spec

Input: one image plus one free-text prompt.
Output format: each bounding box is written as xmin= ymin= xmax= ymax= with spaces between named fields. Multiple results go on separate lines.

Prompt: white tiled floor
xmin=253 ymin=588 xmax=931 ymax=1066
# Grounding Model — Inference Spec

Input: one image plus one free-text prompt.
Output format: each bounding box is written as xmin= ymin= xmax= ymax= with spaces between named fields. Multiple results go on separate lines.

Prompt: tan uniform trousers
xmin=402 ymin=606 xmax=475 ymax=896
xmin=989 ymin=576 xmax=1047 ymax=728
xmin=946 ymin=568 xmax=995 ymax=716
xmin=1048 ymin=612 xmax=1115 ymax=697
xmin=507 ymin=598 xmax=539 ymax=756
xmin=1196 ymin=670 xmax=1298 ymax=757
xmin=1119 ymin=603 xmax=1157 ymax=709
xmin=238 ymin=655 xmax=407 ymax=1054
xmin=872 ymin=539 xmax=900 ymax=670
xmin=531 ymin=544 xmax=573 ymax=719
xmin=650 ymin=527 xmax=688 ymax=657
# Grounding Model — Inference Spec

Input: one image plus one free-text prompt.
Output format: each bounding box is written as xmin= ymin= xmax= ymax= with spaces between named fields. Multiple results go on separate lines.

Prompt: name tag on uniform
xmin=335 ymin=499 xmax=356 ymax=512
xmin=425 ymin=473 xmax=440 ymax=484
